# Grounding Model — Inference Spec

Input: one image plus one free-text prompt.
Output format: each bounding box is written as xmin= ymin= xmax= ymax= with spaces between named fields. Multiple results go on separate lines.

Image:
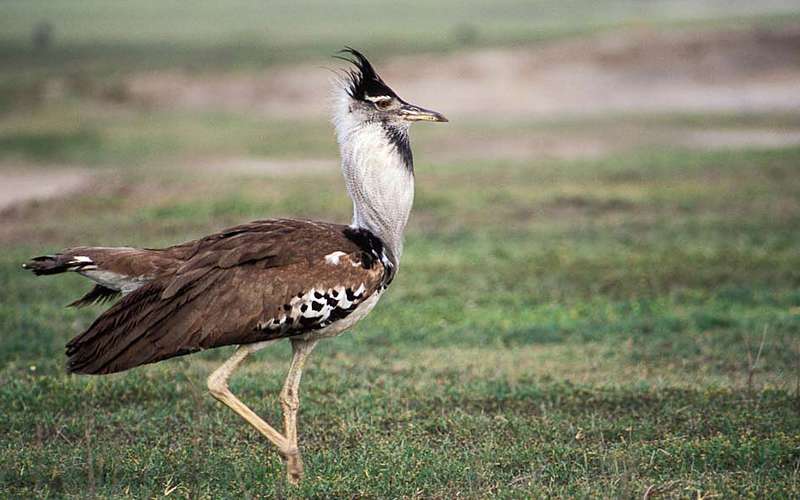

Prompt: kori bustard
xmin=23 ymin=48 xmax=447 ymax=484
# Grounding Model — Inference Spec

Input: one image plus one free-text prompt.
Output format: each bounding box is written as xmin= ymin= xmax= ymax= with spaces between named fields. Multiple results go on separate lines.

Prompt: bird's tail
xmin=22 ymin=253 xmax=94 ymax=276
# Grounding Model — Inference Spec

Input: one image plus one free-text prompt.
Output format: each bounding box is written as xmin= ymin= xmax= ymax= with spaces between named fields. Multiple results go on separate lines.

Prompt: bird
xmin=22 ymin=48 xmax=447 ymax=485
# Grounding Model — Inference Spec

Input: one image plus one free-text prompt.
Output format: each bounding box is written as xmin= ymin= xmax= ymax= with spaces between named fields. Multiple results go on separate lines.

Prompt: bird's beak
xmin=398 ymin=102 xmax=449 ymax=122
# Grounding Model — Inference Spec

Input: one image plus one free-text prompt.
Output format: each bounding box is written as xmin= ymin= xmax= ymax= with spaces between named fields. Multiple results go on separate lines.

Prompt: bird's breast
xmin=296 ymin=289 xmax=384 ymax=341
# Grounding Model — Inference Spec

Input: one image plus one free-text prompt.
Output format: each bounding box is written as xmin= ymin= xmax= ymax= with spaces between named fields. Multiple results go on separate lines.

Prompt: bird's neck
xmin=335 ymin=119 xmax=414 ymax=266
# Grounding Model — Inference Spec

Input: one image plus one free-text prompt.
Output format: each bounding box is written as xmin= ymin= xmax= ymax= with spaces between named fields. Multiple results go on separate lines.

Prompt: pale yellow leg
xmin=207 ymin=340 xmax=319 ymax=485
xmin=280 ymin=339 xmax=319 ymax=484
xmin=207 ymin=343 xmax=289 ymax=458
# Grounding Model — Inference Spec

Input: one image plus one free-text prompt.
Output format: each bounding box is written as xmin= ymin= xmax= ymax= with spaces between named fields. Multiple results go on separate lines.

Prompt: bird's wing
xmin=65 ymin=219 xmax=389 ymax=375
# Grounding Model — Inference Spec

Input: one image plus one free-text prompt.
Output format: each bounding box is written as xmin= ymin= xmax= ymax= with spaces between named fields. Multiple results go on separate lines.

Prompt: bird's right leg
xmin=280 ymin=338 xmax=319 ymax=484
xmin=207 ymin=343 xmax=291 ymax=458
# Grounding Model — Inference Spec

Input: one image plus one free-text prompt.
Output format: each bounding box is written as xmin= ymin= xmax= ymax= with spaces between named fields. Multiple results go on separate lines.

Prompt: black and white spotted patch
xmin=256 ymin=284 xmax=368 ymax=334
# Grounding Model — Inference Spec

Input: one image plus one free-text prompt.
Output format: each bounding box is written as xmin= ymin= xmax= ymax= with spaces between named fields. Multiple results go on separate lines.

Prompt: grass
xmin=2 ymin=141 xmax=800 ymax=497
xmin=4 ymin=98 xmax=800 ymax=168
xmin=2 ymin=1 xmax=800 ymax=496
xmin=3 ymin=0 xmax=798 ymax=69
xmin=0 ymin=103 xmax=337 ymax=166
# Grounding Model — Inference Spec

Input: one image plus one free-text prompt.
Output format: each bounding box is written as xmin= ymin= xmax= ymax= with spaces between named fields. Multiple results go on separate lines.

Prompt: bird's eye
xmin=374 ymin=99 xmax=392 ymax=110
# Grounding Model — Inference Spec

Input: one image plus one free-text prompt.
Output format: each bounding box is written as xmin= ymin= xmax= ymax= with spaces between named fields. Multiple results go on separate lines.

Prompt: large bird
xmin=23 ymin=48 xmax=447 ymax=484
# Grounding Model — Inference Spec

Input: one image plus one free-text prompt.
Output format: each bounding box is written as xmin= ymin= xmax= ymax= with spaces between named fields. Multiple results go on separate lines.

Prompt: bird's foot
xmin=284 ymin=448 xmax=304 ymax=485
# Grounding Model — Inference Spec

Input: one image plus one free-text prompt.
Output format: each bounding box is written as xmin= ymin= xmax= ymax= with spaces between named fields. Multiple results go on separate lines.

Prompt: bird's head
xmin=334 ymin=48 xmax=448 ymax=127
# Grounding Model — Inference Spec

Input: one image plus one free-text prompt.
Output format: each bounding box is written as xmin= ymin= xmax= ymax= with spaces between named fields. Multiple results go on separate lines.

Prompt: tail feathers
xmin=22 ymin=254 xmax=94 ymax=276
xmin=67 ymin=285 xmax=121 ymax=308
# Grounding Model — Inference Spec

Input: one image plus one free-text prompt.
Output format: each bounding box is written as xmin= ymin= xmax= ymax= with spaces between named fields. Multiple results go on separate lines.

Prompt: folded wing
xmin=66 ymin=219 xmax=387 ymax=374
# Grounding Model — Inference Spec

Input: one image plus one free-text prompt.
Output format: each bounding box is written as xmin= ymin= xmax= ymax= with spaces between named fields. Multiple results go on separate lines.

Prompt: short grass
xmin=3 ymin=3 xmax=800 ymax=495
xmin=2 ymin=140 xmax=799 ymax=497
xmin=4 ymin=99 xmax=800 ymax=169
xmin=0 ymin=103 xmax=337 ymax=166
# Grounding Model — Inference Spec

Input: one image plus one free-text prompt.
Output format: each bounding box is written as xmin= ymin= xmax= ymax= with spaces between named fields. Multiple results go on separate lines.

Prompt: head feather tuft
xmin=334 ymin=47 xmax=397 ymax=101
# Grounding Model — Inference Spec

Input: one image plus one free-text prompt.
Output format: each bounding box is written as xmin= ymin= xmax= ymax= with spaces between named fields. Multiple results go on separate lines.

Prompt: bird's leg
xmin=207 ymin=343 xmax=291 ymax=457
xmin=280 ymin=338 xmax=319 ymax=485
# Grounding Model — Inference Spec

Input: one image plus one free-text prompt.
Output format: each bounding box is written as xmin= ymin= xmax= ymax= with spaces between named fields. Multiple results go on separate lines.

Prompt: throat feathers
xmin=334 ymin=99 xmax=415 ymax=265
xmin=331 ymin=47 xmax=447 ymax=267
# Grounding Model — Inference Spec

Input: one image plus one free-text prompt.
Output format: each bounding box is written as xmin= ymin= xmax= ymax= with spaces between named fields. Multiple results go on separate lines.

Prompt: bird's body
xmin=23 ymin=48 xmax=446 ymax=484
xmin=27 ymin=219 xmax=391 ymax=374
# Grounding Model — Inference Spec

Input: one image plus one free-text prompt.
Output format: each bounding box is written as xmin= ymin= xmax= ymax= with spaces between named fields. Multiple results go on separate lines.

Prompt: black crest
xmin=336 ymin=47 xmax=398 ymax=101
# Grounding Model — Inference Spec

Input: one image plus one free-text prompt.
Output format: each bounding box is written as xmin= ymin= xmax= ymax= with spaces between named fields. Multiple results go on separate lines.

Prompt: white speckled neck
xmin=332 ymin=88 xmax=414 ymax=264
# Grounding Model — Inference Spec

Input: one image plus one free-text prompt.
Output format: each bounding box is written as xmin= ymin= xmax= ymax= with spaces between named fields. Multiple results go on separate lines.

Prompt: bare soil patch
xmin=121 ymin=25 xmax=800 ymax=119
xmin=422 ymin=126 xmax=800 ymax=163
xmin=0 ymin=167 xmax=92 ymax=213
xmin=676 ymin=129 xmax=800 ymax=149
xmin=196 ymin=157 xmax=338 ymax=176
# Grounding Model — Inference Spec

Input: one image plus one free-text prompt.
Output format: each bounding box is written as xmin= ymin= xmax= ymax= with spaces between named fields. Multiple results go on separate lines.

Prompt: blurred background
xmin=2 ymin=1 xmax=800 ymax=497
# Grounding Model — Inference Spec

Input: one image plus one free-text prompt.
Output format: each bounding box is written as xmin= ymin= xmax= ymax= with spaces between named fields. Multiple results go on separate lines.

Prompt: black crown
xmin=336 ymin=47 xmax=398 ymax=101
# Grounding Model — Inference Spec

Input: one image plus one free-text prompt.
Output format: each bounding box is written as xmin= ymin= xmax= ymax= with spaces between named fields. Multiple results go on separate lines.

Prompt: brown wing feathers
xmin=68 ymin=269 xmax=233 ymax=374
xmin=67 ymin=280 xmax=172 ymax=373
xmin=63 ymin=220 xmax=387 ymax=374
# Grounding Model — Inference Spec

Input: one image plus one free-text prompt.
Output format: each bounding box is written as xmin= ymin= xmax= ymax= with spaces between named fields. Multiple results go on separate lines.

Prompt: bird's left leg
xmin=207 ymin=342 xmax=290 ymax=453
xmin=280 ymin=338 xmax=319 ymax=485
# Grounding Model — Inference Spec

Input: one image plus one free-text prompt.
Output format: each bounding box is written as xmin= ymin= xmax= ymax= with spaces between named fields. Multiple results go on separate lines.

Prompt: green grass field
xmin=2 ymin=1 xmax=800 ymax=498
xmin=3 ymin=138 xmax=799 ymax=497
